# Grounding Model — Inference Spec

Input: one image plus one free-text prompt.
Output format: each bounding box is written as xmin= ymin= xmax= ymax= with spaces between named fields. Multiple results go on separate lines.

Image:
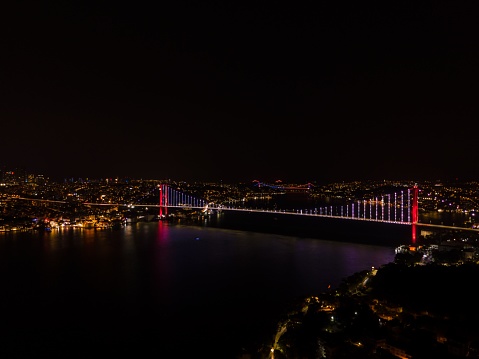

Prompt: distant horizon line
xmin=0 ymin=174 xmax=476 ymax=186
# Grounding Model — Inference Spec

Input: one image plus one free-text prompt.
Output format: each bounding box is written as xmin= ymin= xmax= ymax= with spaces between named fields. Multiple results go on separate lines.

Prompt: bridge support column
xmin=411 ymin=185 xmax=419 ymax=243
xmin=159 ymin=184 xmax=168 ymax=219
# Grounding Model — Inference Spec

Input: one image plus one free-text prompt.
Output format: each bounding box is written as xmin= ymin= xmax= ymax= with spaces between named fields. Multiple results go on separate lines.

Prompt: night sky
xmin=2 ymin=1 xmax=478 ymax=183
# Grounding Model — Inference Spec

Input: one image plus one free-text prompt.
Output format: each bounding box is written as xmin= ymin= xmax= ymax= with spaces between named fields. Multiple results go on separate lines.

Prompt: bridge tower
xmin=158 ymin=184 xmax=168 ymax=218
xmin=411 ymin=184 xmax=419 ymax=243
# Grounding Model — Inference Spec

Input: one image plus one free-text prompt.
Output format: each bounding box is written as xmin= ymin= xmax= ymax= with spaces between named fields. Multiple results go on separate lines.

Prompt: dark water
xmin=0 ymin=217 xmax=399 ymax=358
xmin=204 ymin=210 xmax=413 ymax=247
xmin=420 ymin=210 xmax=472 ymax=227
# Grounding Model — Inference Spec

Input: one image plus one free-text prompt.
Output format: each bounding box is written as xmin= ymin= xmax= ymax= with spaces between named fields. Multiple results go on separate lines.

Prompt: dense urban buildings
xmin=1 ymin=166 xmax=479 ymax=232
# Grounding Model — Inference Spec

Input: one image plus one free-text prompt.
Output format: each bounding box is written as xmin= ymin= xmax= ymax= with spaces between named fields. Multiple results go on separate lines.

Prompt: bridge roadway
xmin=95 ymin=203 xmax=479 ymax=232
xmin=13 ymin=197 xmax=479 ymax=233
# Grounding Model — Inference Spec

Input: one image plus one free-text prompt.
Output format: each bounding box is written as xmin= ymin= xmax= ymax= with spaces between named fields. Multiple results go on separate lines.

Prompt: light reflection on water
xmin=0 ymin=221 xmax=396 ymax=358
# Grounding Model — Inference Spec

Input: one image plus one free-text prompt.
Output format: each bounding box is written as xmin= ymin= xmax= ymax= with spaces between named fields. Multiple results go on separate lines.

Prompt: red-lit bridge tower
xmin=411 ymin=184 xmax=419 ymax=243
xmin=158 ymin=184 xmax=168 ymax=218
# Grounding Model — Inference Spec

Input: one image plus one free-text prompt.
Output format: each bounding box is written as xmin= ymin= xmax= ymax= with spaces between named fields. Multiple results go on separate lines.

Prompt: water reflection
xmin=157 ymin=220 xmax=171 ymax=243
xmin=0 ymin=221 xmax=397 ymax=358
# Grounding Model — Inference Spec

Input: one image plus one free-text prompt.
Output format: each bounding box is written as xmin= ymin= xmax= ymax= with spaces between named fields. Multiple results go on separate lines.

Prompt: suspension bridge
xmin=152 ymin=184 xmax=417 ymax=224
xmin=148 ymin=184 xmax=479 ymax=242
xmin=14 ymin=182 xmax=479 ymax=242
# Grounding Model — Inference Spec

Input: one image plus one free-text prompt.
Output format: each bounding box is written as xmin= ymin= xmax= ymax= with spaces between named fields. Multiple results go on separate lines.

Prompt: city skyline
xmin=2 ymin=2 xmax=477 ymax=183
xmin=0 ymin=164 xmax=475 ymax=185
